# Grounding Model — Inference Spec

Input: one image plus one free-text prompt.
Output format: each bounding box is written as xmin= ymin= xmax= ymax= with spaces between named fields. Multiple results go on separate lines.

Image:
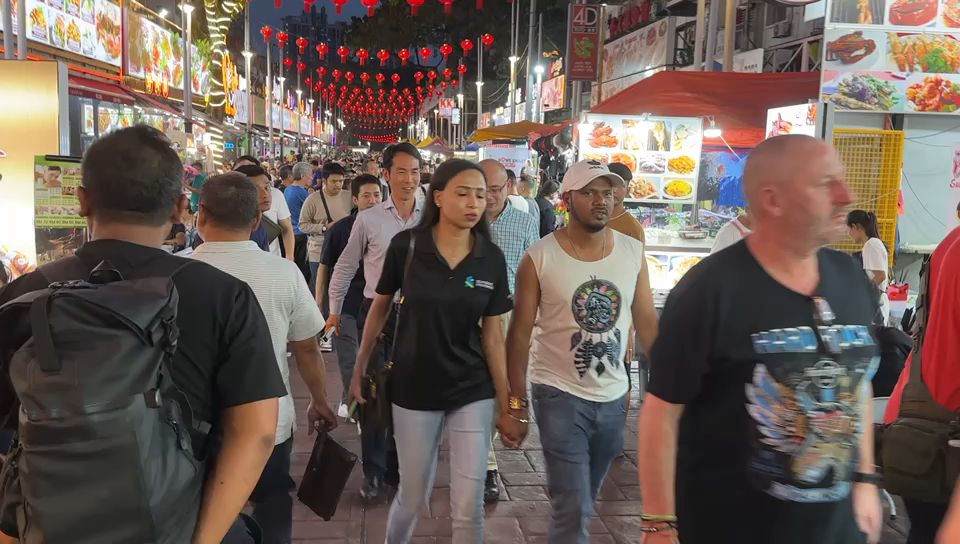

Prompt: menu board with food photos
xmin=10 ymin=0 xmax=122 ymax=67
xmin=34 ymin=156 xmax=85 ymax=229
xmin=125 ymin=10 xmax=211 ymax=95
xmin=822 ymin=0 xmax=960 ymax=113
xmin=646 ymin=250 xmax=707 ymax=291
xmin=578 ymin=114 xmax=704 ymax=205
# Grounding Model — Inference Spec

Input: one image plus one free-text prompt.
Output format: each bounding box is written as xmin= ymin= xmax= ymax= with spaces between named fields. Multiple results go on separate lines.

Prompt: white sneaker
xmin=338 ymin=403 xmax=349 ymax=418
xmin=319 ymin=339 xmax=333 ymax=352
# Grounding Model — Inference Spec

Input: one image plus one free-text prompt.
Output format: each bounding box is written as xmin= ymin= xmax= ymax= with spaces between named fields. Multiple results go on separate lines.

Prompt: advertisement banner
xmin=33 ymin=155 xmax=87 ymax=265
xmin=11 ymin=0 xmax=122 ymax=67
xmin=598 ymin=19 xmax=672 ymax=103
xmin=541 ymin=75 xmax=566 ymax=111
xmin=439 ymin=98 xmax=455 ymax=118
xmin=821 ymin=0 xmax=960 ymax=114
xmin=766 ymin=103 xmax=819 ymax=137
xmin=481 ymin=145 xmax=530 ymax=173
xmin=579 ymin=114 xmax=704 ymax=205
xmin=125 ymin=9 xmax=211 ymax=95
xmin=567 ymin=4 xmax=602 ymax=81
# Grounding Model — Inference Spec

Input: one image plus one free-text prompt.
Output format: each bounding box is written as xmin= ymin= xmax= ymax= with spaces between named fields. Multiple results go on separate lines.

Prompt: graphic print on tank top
xmin=570 ymin=277 xmax=623 ymax=378
xmin=745 ymin=325 xmax=878 ymax=503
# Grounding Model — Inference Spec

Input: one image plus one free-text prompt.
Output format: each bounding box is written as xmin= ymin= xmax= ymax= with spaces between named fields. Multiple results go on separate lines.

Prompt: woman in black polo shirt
xmin=350 ymin=159 xmax=512 ymax=544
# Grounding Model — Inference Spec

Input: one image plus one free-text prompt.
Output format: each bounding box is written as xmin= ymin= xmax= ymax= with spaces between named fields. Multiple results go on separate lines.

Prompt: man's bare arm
xmin=279 ymin=218 xmax=295 ymax=262
xmin=506 ymin=256 xmax=540 ymax=401
xmin=315 ymin=264 xmax=329 ymax=308
xmin=192 ymin=398 xmax=278 ymax=544
xmin=631 ymin=258 xmax=658 ymax=357
xmin=290 ymin=337 xmax=329 ymax=407
xmin=637 ymin=395 xmax=684 ymax=515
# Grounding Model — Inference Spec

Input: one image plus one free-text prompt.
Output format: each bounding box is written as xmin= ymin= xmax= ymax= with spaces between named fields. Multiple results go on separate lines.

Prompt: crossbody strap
xmin=318 ymin=189 xmax=333 ymax=223
xmin=388 ymin=234 xmax=416 ymax=359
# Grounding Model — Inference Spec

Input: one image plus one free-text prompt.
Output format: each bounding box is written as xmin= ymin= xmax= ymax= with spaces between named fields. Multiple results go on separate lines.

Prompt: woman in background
xmin=848 ymin=209 xmax=890 ymax=325
xmin=535 ymin=180 xmax=559 ymax=238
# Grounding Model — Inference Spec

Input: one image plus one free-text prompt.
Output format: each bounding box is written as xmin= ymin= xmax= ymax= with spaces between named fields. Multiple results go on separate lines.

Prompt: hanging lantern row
xmin=275 ymin=0 xmax=504 ymax=19
xmin=258 ymin=27 xmax=494 ymax=68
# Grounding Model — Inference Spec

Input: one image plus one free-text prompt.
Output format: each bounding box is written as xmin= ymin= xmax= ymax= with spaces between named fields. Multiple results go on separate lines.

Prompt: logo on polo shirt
xmin=465 ymin=276 xmax=476 ymax=288
xmin=476 ymin=280 xmax=494 ymax=290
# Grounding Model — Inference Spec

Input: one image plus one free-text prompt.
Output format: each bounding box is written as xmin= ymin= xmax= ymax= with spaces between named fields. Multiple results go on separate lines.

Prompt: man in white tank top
xmin=500 ymin=160 xmax=659 ymax=544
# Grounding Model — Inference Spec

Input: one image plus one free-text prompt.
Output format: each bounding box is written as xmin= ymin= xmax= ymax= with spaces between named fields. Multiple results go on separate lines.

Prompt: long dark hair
xmin=413 ymin=159 xmax=490 ymax=239
xmin=847 ymin=209 xmax=880 ymax=239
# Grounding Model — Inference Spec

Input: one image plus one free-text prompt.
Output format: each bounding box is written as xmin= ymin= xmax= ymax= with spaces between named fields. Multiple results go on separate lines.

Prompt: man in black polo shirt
xmin=0 ymin=126 xmax=286 ymax=544
xmin=316 ymin=174 xmax=382 ymax=410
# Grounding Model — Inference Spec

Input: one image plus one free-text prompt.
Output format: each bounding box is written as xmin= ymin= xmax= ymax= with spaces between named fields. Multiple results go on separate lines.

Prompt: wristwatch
xmin=508 ymin=396 xmax=528 ymax=411
xmin=853 ymin=471 xmax=883 ymax=486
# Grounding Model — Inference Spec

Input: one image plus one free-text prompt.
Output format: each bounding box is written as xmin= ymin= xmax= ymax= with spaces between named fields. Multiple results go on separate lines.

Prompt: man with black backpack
xmin=0 ymin=125 xmax=287 ymax=544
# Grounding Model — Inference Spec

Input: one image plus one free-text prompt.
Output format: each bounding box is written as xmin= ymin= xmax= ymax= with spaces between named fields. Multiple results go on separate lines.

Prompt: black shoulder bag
xmin=879 ymin=255 xmax=960 ymax=502
xmin=363 ymin=234 xmax=416 ymax=433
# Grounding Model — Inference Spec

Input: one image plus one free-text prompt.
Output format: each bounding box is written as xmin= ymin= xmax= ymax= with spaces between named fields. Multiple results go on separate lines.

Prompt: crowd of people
xmin=0 ymin=125 xmax=958 ymax=544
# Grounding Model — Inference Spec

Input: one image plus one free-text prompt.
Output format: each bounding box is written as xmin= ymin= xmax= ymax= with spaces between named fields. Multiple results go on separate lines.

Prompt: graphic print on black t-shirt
xmin=745 ymin=324 xmax=878 ymax=503
xmin=570 ymin=277 xmax=623 ymax=378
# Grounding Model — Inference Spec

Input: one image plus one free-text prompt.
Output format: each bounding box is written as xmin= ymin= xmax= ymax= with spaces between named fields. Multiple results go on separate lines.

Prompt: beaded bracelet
xmin=639 ymin=525 xmax=677 ymax=533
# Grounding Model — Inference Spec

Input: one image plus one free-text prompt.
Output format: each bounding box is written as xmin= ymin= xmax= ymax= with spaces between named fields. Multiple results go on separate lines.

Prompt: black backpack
xmin=0 ymin=255 xmax=209 ymax=543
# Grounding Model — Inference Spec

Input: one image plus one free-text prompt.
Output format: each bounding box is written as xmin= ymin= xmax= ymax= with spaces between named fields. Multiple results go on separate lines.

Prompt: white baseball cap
xmin=560 ymin=160 xmax=626 ymax=193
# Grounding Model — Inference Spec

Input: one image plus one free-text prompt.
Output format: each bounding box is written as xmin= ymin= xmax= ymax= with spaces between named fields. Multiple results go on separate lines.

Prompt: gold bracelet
xmin=640 ymin=514 xmax=677 ymax=522
xmin=506 ymin=413 xmax=529 ymax=424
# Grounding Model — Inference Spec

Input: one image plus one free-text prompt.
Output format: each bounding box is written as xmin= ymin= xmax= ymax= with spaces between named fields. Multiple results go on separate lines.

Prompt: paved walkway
xmin=288 ymin=354 xmax=910 ymax=543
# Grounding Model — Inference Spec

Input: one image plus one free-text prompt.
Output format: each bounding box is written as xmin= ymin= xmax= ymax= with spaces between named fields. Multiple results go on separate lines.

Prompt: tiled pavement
xmin=288 ymin=354 xmax=911 ymax=543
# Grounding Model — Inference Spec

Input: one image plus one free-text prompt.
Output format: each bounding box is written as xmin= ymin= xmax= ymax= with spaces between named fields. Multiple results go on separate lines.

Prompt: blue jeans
xmin=332 ymin=313 xmax=359 ymax=403
xmin=533 ymin=383 xmax=626 ymax=544
xmin=386 ymin=399 xmax=495 ymax=544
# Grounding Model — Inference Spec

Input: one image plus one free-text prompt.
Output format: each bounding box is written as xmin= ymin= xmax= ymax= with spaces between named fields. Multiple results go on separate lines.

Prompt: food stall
xmin=583 ymin=71 xmax=823 ymax=303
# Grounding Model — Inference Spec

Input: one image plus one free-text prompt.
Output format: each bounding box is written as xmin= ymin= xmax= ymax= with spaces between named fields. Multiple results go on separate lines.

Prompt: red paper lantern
xmin=296 ymin=37 xmax=308 ymax=55
xmin=316 ymin=42 xmax=329 ymax=60
xmin=332 ymin=69 xmax=342 ymax=81
xmin=414 ymin=71 xmax=424 ymax=84
xmin=441 ymin=82 xmax=447 ymax=90
xmin=451 ymin=79 xmax=459 ymax=87
xmin=276 ymin=31 xmax=289 ymax=48
xmin=457 ymin=63 xmax=468 ymax=76
xmin=361 ymin=0 xmax=378 ymax=16
xmin=442 ymin=68 xmax=452 ymax=80
xmin=360 ymin=72 xmax=370 ymax=85
xmin=317 ymin=66 xmax=327 ymax=79
xmin=305 ymin=77 xmax=312 ymax=86
xmin=476 ymin=0 xmax=483 ymax=9
xmin=283 ymin=58 xmax=294 ymax=69
xmin=377 ymin=49 xmax=390 ymax=67
xmin=391 ymin=73 xmax=401 ymax=87
xmin=481 ymin=33 xmax=494 ymax=50
xmin=407 ymin=0 xmax=424 ymax=15
xmin=427 ymin=70 xmax=437 ymax=82
xmin=438 ymin=0 xmax=454 ymax=13
xmin=419 ymin=47 xmax=432 ymax=62
xmin=345 ymin=71 xmax=355 ymax=84
xmin=260 ymin=26 xmax=274 ymax=44
xmin=439 ymin=43 xmax=453 ymax=62
xmin=376 ymin=73 xmax=386 ymax=86
xmin=357 ymin=48 xmax=369 ymax=66
xmin=337 ymin=46 xmax=350 ymax=63
xmin=330 ymin=0 xmax=349 ymax=15
xmin=398 ymin=48 xmax=411 ymax=66
xmin=460 ymin=39 xmax=474 ymax=55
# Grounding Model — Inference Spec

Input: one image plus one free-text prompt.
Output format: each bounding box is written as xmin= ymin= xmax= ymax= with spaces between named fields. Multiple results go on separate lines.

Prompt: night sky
xmin=250 ymin=1 xmax=365 ymax=37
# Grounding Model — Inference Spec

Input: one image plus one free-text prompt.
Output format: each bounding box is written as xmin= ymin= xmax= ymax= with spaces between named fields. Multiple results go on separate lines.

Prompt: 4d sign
xmin=567 ymin=4 xmax=602 ymax=81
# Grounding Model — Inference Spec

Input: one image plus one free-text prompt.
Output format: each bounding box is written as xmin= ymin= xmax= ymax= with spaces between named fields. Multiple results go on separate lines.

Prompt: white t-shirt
xmin=191 ymin=241 xmax=325 ymax=445
xmin=861 ymin=237 xmax=890 ymax=323
xmin=527 ymin=230 xmax=645 ymax=402
xmin=264 ymin=187 xmax=291 ymax=256
xmin=711 ymin=218 xmax=751 ymax=254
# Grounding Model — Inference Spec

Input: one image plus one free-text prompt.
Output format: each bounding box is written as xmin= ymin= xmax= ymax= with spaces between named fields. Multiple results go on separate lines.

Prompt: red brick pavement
xmin=287 ymin=355 xmax=909 ymax=543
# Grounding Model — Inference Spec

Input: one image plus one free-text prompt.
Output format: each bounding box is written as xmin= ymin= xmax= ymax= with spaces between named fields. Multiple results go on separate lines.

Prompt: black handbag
xmin=363 ymin=234 xmax=416 ymax=433
xmin=296 ymin=432 xmax=358 ymax=521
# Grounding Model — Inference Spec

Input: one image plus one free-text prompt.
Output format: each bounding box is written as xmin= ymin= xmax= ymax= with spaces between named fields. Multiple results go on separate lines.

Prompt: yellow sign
xmin=222 ymin=52 xmax=240 ymax=117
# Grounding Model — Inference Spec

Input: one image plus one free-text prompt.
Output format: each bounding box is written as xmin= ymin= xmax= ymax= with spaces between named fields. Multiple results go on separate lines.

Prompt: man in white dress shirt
xmin=192 ymin=173 xmax=337 ymax=543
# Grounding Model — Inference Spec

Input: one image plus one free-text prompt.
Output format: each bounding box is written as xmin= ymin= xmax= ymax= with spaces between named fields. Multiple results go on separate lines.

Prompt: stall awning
xmin=129 ymin=90 xmax=186 ymax=119
xmin=68 ymin=75 xmax=135 ymax=105
xmin=471 ymin=120 xmax=569 ymax=142
xmin=590 ymin=71 xmax=820 ymax=131
xmin=417 ymin=137 xmax=454 ymax=155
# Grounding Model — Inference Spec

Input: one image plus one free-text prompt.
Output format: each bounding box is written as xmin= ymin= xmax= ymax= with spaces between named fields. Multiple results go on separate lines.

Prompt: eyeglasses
xmin=487 ymin=184 xmax=507 ymax=195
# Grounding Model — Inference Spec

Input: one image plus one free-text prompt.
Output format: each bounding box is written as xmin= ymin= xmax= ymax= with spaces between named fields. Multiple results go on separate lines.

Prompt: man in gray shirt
xmin=326 ymin=143 xmax=423 ymax=502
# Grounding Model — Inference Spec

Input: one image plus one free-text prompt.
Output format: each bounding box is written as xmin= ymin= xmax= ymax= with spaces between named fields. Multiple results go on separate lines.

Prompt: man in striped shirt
xmin=478 ymin=158 xmax=539 ymax=503
xmin=192 ymin=173 xmax=337 ymax=543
